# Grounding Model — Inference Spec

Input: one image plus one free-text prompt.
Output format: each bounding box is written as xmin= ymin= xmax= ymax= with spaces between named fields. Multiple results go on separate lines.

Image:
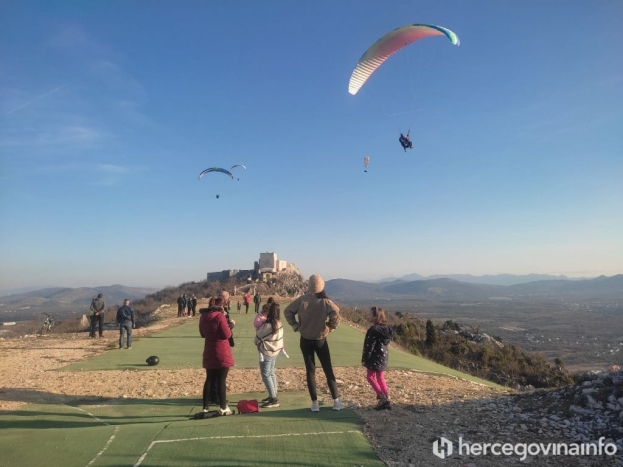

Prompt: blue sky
xmin=1 ymin=1 xmax=622 ymax=291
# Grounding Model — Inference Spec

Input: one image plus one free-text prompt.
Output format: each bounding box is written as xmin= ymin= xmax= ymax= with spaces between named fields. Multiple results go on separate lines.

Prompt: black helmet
xmin=146 ymin=356 xmax=160 ymax=366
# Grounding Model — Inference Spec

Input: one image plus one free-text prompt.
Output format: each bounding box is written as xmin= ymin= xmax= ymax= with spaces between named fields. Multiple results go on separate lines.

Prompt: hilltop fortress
xmin=206 ymin=252 xmax=301 ymax=283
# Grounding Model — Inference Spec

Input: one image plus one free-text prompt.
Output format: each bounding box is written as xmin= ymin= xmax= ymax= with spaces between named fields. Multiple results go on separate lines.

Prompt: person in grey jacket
xmin=116 ymin=299 xmax=135 ymax=349
xmin=284 ymin=274 xmax=343 ymax=412
xmin=89 ymin=293 xmax=106 ymax=338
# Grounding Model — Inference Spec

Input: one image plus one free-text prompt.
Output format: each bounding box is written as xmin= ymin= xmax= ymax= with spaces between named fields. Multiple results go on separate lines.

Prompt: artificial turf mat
xmin=59 ymin=310 xmax=500 ymax=388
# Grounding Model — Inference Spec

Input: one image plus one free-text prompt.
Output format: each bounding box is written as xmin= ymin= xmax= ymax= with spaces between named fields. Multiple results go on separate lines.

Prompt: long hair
xmin=370 ymin=306 xmax=387 ymax=325
xmin=266 ymin=302 xmax=281 ymax=332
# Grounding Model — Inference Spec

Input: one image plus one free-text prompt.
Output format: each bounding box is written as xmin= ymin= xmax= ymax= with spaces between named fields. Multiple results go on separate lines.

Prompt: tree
xmin=425 ymin=319 xmax=437 ymax=347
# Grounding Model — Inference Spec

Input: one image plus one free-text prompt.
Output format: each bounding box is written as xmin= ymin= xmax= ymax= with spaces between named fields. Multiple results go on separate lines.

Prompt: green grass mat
xmin=60 ymin=311 xmax=501 ymax=388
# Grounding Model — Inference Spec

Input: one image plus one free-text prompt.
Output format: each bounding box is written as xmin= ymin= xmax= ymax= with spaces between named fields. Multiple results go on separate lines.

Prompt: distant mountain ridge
xmin=325 ymin=275 xmax=623 ymax=302
xmin=376 ymin=273 xmax=587 ymax=287
xmin=0 ymin=284 xmax=159 ymax=309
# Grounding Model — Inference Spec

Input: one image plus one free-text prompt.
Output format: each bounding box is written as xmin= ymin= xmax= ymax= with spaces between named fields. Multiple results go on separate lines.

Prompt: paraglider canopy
xmin=348 ymin=23 xmax=460 ymax=96
xmin=230 ymin=164 xmax=246 ymax=181
xmin=198 ymin=167 xmax=234 ymax=180
xmin=364 ymin=156 xmax=370 ymax=172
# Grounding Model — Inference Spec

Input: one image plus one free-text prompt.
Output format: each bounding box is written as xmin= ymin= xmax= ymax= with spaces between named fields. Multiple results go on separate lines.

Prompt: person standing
xmin=189 ymin=295 xmax=197 ymax=317
xmin=284 ymin=274 xmax=343 ymax=412
xmin=254 ymin=301 xmax=284 ymax=408
xmin=177 ymin=294 xmax=186 ymax=318
xmin=243 ymin=292 xmax=251 ymax=314
xmin=362 ymin=306 xmax=395 ymax=410
xmin=89 ymin=293 xmax=106 ymax=338
xmin=116 ymin=299 xmax=135 ymax=349
xmin=253 ymin=292 xmax=262 ymax=314
xmin=199 ymin=297 xmax=235 ymax=415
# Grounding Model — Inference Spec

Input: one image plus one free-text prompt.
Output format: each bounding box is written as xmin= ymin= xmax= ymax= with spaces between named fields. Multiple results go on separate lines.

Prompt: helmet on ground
xmin=146 ymin=356 xmax=160 ymax=366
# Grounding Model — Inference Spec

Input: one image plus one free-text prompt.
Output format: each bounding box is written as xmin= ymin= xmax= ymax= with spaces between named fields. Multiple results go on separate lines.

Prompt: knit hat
xmin=220 ymin=290 xmax=230 ymax=301
xmin=309 ymin=274 xmax=325 ymax=294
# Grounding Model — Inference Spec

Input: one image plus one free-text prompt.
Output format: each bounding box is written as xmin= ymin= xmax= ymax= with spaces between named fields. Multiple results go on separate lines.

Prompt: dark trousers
xmin=254 ymin=303 xmax=260 ymax=313
xmin=203 ymin=367 xmax=229 ymax=410
xmin=299 ymin=336 xmax=339 ymax=401
xmin=89 ymin=314 xmax=104 ymax=337
xmin=245 ymin=303 xmax=249 ymax=313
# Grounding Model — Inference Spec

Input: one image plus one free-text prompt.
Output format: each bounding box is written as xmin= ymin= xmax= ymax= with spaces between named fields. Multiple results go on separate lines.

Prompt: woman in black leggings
xmin=284 ymin=274 xmax=344 ymax=412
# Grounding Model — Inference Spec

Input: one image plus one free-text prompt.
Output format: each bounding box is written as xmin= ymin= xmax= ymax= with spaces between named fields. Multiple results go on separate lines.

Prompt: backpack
xmin=237 ymin=399 xmax=259 ymax=414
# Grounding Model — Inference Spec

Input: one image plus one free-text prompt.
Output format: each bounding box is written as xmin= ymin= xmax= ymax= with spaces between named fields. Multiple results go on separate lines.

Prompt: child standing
xmin=237 ymin=301 xmax=241 ymax=313
xmin=362 ymin=306 xmax=395 ymax=410
xmin=254 ymin=302 xmax=284 ymax=408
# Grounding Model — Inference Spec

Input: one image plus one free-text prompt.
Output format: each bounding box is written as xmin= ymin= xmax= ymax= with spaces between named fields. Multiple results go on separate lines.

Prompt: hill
xmin=325 ymin=275 xmax=623 ymax=303
xmin=0 ymin=284 xmax=159 ymax=322
xmin=377 ymin=272 xmax=578 ymax=286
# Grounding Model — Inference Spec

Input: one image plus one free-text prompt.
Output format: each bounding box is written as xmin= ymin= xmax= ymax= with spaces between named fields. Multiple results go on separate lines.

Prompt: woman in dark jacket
xmin=362 ymin=306 xmax=395 ymax=410
xmin=199 ymin=297 xmax=235 ymax=415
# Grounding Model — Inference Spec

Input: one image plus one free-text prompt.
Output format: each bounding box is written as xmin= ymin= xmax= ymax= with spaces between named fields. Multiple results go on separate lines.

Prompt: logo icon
xmin=432 ymin=436 xmax=453 ymax=459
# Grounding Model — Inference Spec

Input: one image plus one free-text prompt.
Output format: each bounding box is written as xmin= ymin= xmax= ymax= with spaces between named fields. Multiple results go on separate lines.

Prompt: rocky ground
xmin=1 ymin=306 xmax=621 ymax=467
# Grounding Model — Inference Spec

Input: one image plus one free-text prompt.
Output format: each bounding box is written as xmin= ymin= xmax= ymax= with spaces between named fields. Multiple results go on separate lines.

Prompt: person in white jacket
xmin=254 ymin=301 xmax=284 ymax=408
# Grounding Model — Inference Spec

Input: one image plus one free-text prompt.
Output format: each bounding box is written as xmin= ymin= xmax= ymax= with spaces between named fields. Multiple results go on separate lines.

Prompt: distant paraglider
xmin=198 ymin=167 xmax=234 ymax=180
xmin=230 ymin=164 xmax=246 ymax=181
xmin=198 ymin=167 xmax=234 ymax=199
xmin=364 ymin=156 xmax=370 ymax=172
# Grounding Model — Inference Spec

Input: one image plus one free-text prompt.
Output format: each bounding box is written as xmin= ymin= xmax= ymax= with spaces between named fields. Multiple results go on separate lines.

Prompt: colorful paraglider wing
xmin=348 ymin=24 xmax=460 ymax=96
xmin=230 ymin=164 xmax=247 ymax=170
xmin=198 ymin=167 xmax=234 ymax=180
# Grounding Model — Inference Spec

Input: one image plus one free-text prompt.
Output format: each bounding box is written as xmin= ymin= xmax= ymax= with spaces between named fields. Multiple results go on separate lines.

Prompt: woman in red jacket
xmin=199 ymin=297 xmax=235 ymax=415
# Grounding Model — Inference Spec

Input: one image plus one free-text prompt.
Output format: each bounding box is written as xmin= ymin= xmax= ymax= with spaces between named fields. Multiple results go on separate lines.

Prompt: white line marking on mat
xmin=58 ymin=404 xmax=119 ymax=467
xmin=86 ymin=425 xmax=119 ymax=466
xmin=133 ymin=430 xmax=362 ymax=466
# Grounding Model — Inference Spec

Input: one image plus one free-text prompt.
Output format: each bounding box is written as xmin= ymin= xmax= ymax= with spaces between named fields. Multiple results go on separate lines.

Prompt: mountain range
xmin=325 ymin=275 xmax=623 ymax=302
xmin=375 ymin=273 xmax=587 ymax=286
xmin=0 ymin=284 xmax=158 ymax=320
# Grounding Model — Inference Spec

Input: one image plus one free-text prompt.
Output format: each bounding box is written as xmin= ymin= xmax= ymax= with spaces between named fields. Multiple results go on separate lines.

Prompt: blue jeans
xmin=119 ymin=321 xmax=132 ymax=348
xmin=259 ymin=354 xmax=278 ymax=399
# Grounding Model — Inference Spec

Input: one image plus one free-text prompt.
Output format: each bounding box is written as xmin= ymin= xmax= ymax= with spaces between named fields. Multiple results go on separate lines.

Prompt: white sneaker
xmin=218 ymin=406 xmax=232 ymax=416
xmin=310 ymin=400 xmax=320 ymax=412
xmin=332 ymin=399 xmax=344 ymax=411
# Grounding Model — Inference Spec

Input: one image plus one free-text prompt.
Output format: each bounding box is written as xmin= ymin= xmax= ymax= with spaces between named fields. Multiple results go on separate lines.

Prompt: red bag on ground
xmin=237 ymin=399 xmax=259 ymax=414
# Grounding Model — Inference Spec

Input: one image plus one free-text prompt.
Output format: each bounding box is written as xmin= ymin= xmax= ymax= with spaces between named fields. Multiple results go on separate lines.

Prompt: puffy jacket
xmin=284 ymin=293 xmax=339 ymax=340
xmin=254 ymin=321 xmax=284 ymax=357
xmin=361 ymin=324 xmax=395 ymax=371
xmin=199 ymin=309 xmax=234 ymax=369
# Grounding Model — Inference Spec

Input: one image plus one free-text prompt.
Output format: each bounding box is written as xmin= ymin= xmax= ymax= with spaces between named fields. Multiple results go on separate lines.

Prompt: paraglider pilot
xmin=399 ymin=133 xmax=413 ymax=152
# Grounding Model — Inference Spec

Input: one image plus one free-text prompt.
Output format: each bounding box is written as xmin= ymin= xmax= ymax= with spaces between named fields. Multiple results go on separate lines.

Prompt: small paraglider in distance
xmin=198 ymin=167 xmax=233 ymax=199
xmin=230 ymin=164 xmax=246 ymax=181
xmin=198 ymin=167 xmax=234 ymax=180
xmin=364 ymin=156 xmax=370 ymax=172
xmin=146 ymin=356 xmax=160 ymax=366
xmin=399 ymin=133 xmax=413 ymax=152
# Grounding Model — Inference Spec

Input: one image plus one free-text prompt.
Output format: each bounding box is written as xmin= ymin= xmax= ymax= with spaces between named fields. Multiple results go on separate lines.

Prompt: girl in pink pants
xmin=361 ymin=306 xmax=395 ymax=410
